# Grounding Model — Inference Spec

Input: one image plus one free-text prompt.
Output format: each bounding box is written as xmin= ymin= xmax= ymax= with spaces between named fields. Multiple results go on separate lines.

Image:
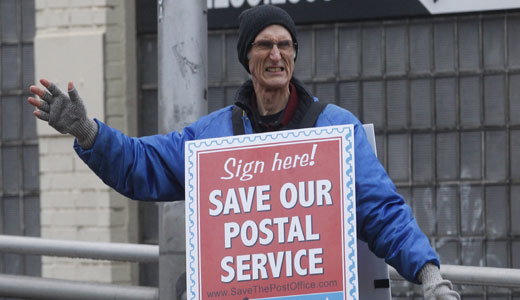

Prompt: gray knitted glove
xmin=34 ymin=82 xmax=98 ymax=149
xmin=419 ymin=263 xmax=461 ymax=300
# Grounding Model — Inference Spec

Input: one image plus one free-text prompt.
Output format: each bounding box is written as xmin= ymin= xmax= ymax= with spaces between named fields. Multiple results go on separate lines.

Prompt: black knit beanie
xmin=237 ymin=5 xmax=298 ymax=73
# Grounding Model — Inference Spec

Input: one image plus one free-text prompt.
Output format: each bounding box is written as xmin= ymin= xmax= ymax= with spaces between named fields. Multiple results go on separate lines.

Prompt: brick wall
xmin=34 ymin=0 xmax=138 ymax=284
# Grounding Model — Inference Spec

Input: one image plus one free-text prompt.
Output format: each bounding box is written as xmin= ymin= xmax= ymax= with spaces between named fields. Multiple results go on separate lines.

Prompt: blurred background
xmin=0 ymin=0 xmax=519 ymax=298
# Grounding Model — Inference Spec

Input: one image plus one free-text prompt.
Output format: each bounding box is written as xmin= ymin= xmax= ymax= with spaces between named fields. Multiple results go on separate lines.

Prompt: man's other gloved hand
xmin=29 ymin=79 xmax=98 ymax=149
xmin=419 ymin=263 xmax=461 ymax=300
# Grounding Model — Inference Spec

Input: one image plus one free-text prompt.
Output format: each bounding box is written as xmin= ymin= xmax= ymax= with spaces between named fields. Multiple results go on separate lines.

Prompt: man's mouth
xmin=265 ymin=67 xmax=284 ymax=72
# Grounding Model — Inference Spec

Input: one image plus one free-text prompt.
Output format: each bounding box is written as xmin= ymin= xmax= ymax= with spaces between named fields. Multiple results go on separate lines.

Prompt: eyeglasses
xmin=250 ymin=40 xmax=297 ymax=53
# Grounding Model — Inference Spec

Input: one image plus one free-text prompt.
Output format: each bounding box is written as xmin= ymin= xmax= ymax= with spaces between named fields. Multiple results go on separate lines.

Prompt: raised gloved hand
xmin=419 ymin=263 xmax=461 ymax=300
xmin=29 ymin=79 xmax=98 ymax=149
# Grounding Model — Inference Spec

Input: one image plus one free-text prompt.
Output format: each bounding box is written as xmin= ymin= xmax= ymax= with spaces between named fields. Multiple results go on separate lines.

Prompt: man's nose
xmin=269 ymin=45 xmax=282 ymax=61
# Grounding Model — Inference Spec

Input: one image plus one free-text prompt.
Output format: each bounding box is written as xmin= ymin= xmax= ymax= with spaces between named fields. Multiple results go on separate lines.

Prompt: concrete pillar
xmin=157 ymin=0 xmax=207 ymax=299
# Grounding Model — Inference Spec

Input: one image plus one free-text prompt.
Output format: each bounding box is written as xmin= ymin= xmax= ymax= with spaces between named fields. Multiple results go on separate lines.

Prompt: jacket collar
xmin=234 ymin=77 xmax=315 ymax=132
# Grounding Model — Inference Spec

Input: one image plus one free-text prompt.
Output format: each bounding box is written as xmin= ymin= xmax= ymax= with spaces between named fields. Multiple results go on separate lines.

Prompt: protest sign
xmin=185 ymin=125 xmax=358 ymax=300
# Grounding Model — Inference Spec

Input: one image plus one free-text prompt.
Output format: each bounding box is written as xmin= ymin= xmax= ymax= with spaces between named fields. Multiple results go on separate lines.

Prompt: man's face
xmin=248 ymin=25 xmax=295 ymax=91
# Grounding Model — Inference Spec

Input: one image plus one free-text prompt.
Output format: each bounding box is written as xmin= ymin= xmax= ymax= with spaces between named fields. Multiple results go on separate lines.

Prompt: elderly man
xmin=28 ymin=5 xmax=460 ymax=299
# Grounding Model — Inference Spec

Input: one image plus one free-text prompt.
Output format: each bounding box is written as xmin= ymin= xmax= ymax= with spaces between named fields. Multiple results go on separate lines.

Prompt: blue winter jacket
xmin=74 ymin=81 xmax=439 ymax=284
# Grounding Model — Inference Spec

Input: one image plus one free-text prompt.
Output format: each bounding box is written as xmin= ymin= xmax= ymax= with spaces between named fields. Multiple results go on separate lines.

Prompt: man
xmin=28 ymin=5 xmax=460 ymax=299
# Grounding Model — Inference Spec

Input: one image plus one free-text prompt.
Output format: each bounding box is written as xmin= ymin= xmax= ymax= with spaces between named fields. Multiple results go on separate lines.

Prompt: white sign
xmin=208 ymin=0 xmax=332 ymax=9
xmin=419 ymin=0 xmax=520 ymax=14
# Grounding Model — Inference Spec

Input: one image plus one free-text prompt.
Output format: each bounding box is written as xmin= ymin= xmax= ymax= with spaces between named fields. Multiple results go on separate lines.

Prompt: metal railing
xmin=0 ymin=235 xmax=159 ymax=300
xmin=0 ymin=274 xmax=158 ymax=300
xmin=0 ymin=235 xmax=158 ymax=262
xmin=1 ymin=234 xmax=520 ymax=299
xmin=389 ymin=265 xmax=520 ymax=288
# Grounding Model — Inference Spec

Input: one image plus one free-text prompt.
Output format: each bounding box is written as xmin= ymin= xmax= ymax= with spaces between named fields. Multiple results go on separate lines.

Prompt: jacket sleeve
xmin=74 ymin=119 xmax=192 ymax=201
xmin=318 ymin=105 xmax=439 ymax=284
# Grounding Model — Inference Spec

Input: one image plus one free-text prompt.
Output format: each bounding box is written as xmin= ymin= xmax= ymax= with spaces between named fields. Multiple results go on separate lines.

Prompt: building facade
xmin=0 ymin=0 xmax=40 ymax=282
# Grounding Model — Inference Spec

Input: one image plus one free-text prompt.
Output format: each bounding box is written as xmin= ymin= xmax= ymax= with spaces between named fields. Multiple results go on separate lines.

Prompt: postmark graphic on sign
xmin=185 ymin=125 xmax=358 ymax=300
